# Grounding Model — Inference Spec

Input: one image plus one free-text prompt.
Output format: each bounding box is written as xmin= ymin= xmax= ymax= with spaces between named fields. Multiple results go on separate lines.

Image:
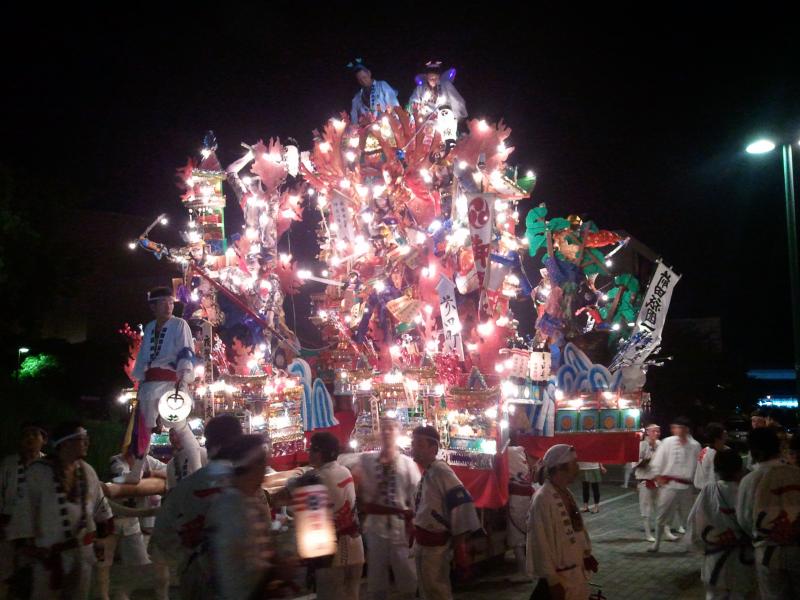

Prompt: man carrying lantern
xmin=127 ymin=286 xmax=203 ymax=483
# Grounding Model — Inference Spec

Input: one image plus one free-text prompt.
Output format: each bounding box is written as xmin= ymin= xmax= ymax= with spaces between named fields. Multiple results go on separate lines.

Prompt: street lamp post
xmin=17 ymin=347 xmax=30 ymax=383
xmin=747 ymin=139 xmax=800 ymax=399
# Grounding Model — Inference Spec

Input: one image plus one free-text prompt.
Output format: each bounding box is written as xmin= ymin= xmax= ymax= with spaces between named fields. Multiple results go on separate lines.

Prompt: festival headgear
xmin=346 ymin=58 xmax=370 ymax=73
xmin=645 ymin=423 xmax=661 ymax=431
xmin=542 ymin=444 xmax=576 ymax=469
xmin=671 ymin=416 xmax=691 ymax=428
xmin=423 ymin=60 xmax=443 ymax=74
xmin=412 ymin=425 xmax=440 ymax=445
xmin=147 ymin=286 xmax=175 ymax=303
xmin=52 ymin=426 xmax=88 ymax=447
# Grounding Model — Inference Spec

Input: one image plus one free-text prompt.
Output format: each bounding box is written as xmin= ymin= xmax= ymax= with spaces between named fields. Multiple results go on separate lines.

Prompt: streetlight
xmin=17 ymin=347 xmax=29 ymax=383
xmin=746 ymin=137 xmax=800 ymax=399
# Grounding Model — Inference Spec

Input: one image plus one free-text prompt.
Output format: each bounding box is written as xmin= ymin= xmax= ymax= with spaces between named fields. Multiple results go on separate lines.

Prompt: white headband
xmin=53 ymin=428 xmax=88 ymax=447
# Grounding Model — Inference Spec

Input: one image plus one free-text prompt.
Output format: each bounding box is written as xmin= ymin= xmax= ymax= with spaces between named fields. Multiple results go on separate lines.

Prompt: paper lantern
xmin=499 ymin=348 xmax=531 ymax=379
xmin=158 ymin=390 xmax=193 ymax=423
xmin=529 ymin=352 xmax=552 ymax=381
xmin=292 ymin=484 xmax=337 ymax=559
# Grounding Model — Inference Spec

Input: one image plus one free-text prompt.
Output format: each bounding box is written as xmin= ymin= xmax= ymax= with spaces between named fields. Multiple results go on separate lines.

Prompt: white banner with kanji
xmin=609 ymin=260 xmax=681 ymax=371
xmin=436 ymin=275 xmax=465 ymax=360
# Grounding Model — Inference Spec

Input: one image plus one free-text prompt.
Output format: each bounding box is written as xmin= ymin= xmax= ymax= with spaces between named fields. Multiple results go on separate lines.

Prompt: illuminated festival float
xmin=120 ymin=65 xmax=680 ymax=520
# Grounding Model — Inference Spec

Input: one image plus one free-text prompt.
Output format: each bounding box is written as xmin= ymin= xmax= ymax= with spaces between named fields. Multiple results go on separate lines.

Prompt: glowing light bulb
xmin=361 ymin=212 xmax=373 ymax=224
xmin=424 ymin=304 xmax=433 ymax=315
xmin=318 ymin=142 xmax=331 ymax=153
xmin=478 ymin=119 xmax=489 ymax=131
xmin=374 ymin=280 xmax=386 ymax=292
xmin=496 ymin=316 xmax=510 ymax=327
xmin=160 ymin=217 xmax=169 ymax=226
xmin=458 ymin=160 xmax=468 ymax=170
xmin=348 ymin=137 xmax=360 ymax=148
xmin=128 ymin=242 xmax=137 ymax=250
xmin=477 ymin=321 xmax=495 ymax=337
xmin=345 ymin=151 xmax=356 ymax=162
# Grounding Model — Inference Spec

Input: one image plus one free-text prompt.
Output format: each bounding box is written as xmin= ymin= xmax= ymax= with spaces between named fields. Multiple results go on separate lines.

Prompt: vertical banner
xmin=330 ymin=190 xmax=356 ymax=245
xmin=466 ymin=193 xmax=494 ymax=314
xmin=436 ymin=275 xmax=465 ymax=360
xmin=609 ymin=260 xmax=681 ymax=372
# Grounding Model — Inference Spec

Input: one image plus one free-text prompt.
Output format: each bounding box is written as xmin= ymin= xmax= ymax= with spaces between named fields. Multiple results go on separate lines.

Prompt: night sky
xmin=3 ymin=7 xmax=798 ymax=367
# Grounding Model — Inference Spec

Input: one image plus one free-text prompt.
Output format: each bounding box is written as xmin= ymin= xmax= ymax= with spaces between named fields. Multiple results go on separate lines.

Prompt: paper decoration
xmin=609 ymin=260 xmax=681 ymax=372
xmin=466 ymin=194 xmax=494 ymax=312
xmin=289 ymin=358 xmax=339 ymax=431
xmin=436 ymin=275 xmax=465 ymax=360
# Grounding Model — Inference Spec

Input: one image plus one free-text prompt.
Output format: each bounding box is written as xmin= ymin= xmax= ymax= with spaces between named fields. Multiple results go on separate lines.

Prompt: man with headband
xmin=205 ymin=434 xmax=281 ymax=600
xmin=348 ymin=58 xmax=399 ymax=125
xmin=304 ymin=432 xmax=364 ymax=600
xmin=635 ymin=424 xmax=662 ymax=542
xmin=151 ymin=414 xmax=242 ymax=600
xmin=648 ymin=416 xmax=701 ymax=552
xmin=411 ymin=425 xmax=479 ymax=600
xmin=352 ymin=417 xmax=420 ymax=600
xmin=526 ymin=444 xmax=598 ymax=600
xmin=127 ymin=286 xmax=202 ymax=483
xmin=0 ymin=422 xmax=47 ymax=596
xmin=8 ymin=422 xmax=113 ymax=600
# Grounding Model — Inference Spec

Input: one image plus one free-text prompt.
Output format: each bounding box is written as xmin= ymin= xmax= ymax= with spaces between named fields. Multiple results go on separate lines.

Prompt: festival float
xmin=119 ymin=64 xmax=679 ymax=525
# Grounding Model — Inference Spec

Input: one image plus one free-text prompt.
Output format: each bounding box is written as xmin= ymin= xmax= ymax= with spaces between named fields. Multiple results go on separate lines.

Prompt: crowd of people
xmin=2 ymin=289 xmax=799 ymax=600
xmin=1 ymin=411 xmax=800 ymax=599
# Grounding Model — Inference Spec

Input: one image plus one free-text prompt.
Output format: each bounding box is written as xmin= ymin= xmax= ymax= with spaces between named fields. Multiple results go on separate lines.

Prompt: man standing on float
xmin=127 ymin=286 xmax=202 ymax=482
xmin=349 ymin=58 xmax=399 ymax=125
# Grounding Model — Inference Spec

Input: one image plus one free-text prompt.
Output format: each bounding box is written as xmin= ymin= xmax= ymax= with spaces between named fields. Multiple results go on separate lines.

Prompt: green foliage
xmin=16 ymin=353 xmax=61 ymax=380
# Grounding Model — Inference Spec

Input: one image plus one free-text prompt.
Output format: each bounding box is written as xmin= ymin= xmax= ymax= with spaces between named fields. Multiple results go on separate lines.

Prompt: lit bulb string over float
xmin=124 ymin=74 xmax=680 ymax=502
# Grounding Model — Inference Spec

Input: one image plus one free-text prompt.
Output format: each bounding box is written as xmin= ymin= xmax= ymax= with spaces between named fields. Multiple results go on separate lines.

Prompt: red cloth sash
xmin=144 ymin=368 xmax=177 ymax=382
xmin=414 ymin=526 xmax=450 ymax=547
xmin=661 ymin=476 xmax=692 ymax=485
xmin=509 ymin=482 xmax=534 ymax=496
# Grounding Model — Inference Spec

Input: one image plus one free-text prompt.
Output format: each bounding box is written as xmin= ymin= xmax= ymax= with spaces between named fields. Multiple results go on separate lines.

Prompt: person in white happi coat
xmin=737 ymin=427 xmax=800 ymax=599
xmin=507 ymin=446 xmax=534 ymax=579
xmin=0 ymin=422 xmax=46 ymax=597
xmin=8 ymin=423 xmax=114 ymax=600
xmin=166 ymin=426 xmax=208 ymax=492
xmin=411 ymin=426 xmax=480 ymax=600
xmin=349 ymin=60 xmax=400 ymax=125
xmin=206 ymin=434 xmax=286 ymax=600
xmin=150 ymin=414 xmax=242 ymax=600
xmin=635 ymin=424 xmax=662 ymax=542
xmin=302 ymin=432 xmax=364 ymax=600
xmin=648 ymin=416 xmax=701 ymax=552
xmin=351 ymin=417 xmax=420 ymax=600
xmin=128 ymin=286 xmax=202 ymax=483
xmin=694 ymin=422 xmax=728 ymax=491
xmin=96 ymin=450 xmax=167 ymax=600
xmin=526 ymin=444 xmax=599 ymax=600
xmin=688 ymin=448 xmax=754 ymax=600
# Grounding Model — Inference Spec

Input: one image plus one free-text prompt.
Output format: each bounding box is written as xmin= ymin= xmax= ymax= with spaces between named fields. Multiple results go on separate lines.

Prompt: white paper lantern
xmin=529 ymin=352 xmax=552 ymax=381
xmin=158 ymin=389 xmax=193 ymax=424
xmin=292 ymin=484 xmax=337 ymax=558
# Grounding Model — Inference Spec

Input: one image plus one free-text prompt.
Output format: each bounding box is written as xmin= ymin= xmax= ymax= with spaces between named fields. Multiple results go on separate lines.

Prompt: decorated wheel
xmin=602 ymin=415 xmax=617 ymax=430
xmin=158 ymin=390 xmax=193 ymax=423
xmin=581 ymin=415 xmax=596 ymax=430
xmin=559 ymin=415 xmax=574 ymax=430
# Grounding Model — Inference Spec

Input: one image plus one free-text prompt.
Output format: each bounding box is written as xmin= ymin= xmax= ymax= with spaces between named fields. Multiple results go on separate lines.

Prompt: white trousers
xmin=507 ymin=495 xmax=530 ymax=548
xmin=638 ymin=482 xmax=658 ymax=518
xmin=414 ymin=544 xmax=451 ymax=600
xmin=364 ymin=531 xmax=416 ymax=600
xmin=655 ymin=486 xmax=693 ymax=531
xmin=315 ymin=563 xmax=362 ymax=600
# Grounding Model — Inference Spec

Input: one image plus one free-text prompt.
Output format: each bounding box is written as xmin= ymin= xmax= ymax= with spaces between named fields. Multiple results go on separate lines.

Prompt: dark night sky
xmin=2 ymin=6 xmax=798 ymax=367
